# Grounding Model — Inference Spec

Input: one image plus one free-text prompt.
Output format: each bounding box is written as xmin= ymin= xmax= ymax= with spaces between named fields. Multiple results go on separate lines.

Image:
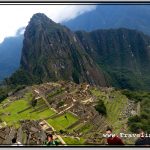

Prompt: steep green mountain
xmin=7 ymin=13 xmax=150 ymax=91
xmin=75 ymin=29 xmax=150 ymax=90
xmin=7 ymin=13 xmax=107 ymax=87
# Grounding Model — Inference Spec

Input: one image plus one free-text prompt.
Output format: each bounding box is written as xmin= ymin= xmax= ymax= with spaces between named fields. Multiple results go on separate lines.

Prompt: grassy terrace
xmin=62 ymin=136 xmax=86 ymax=145
xmin=0 ymin=92 xmax=55 ymax=127
xmin=47 ymin=113 xmax=78 ymax=131
xmin=91 ymin=88 xmax=128 ymax=122
xmin=69 ymin=123 xmax=93 ymax=134
xmin=0 ymin=91 xmax=79 ymax=134
xmin=77 ymin=124 xmax=93 ymax=133
xmin=91 ymin=88 xmax=128 ymax=133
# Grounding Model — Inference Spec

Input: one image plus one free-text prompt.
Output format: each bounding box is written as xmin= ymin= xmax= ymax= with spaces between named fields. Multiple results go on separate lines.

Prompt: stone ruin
xmin=0 ymin=120 xmax=55 ymax=145
xmin=119 ymin=100 xmax=137 ymax=120
xmin=0 ymin=81 xmax=116 ymax=145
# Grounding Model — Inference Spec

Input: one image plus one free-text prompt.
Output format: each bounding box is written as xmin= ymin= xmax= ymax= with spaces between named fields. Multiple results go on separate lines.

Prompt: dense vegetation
xmin=5 ymin=68 xmax=38 ymax=86
xmin=122 ymin=89 xmax=150 ymax=102
xmin=0 ymin=86 xmax=9 ymax=102
xmin=0 ymin=82 xmax=26 ymax=103
xmin=95 ymin=98 xmax=107 ymax=116
xmin=124 ymin=90 xmax=150 ymax=133
xmin=106 ymin=69 xmax=148 ymax=91
xmin=76 ymin=28 xmax=150 ymax=91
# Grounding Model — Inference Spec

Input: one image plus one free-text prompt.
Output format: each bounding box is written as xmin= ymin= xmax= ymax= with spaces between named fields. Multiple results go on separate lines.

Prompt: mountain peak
xmin=29 ymin=13 xmax=55 ymax=26
xmin=32 ymin=13 xmax=46 ymax=17
xmin=31 ymin=13 xmax=49 ymax=20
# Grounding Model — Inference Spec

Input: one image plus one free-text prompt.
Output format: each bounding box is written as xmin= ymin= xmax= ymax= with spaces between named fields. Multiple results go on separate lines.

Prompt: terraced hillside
xmin=0 ymin=81 xmax=138 ymax=145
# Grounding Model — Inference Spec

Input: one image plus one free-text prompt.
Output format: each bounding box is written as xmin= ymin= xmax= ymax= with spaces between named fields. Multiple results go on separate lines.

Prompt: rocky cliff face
xmin=19 ymin=13 xmax=107 ymax=86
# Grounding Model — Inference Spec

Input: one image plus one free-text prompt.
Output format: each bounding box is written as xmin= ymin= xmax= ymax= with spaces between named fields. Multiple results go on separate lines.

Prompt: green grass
xmin=78 ymin=123 xmax=93 ymax=133
xmin=90 ymin=88 xmax=139 ymax=145
xmin=69 ymin=123 xmax=84 ymax=132
xmin=91 ymin=88 xmax=129 ymax=136
xmin=47 ymin=113 xmax=78 ymax=131
xmin=68 ymin=122 xmax=93 ymax=134
xmin=0 ymin=94 xmax=55 ymax=127
xmin=47 ymin=88 xmax=65 ymax=99
xmin=91 ymin=88 xmax=128 ymax=123
xmin=105 ymin=91 xmax=128 ymax=123
xmin=63 ymin=136 xmax=86 ymax=145
xmin=90 ymin=88 xmax=103 ymax=97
